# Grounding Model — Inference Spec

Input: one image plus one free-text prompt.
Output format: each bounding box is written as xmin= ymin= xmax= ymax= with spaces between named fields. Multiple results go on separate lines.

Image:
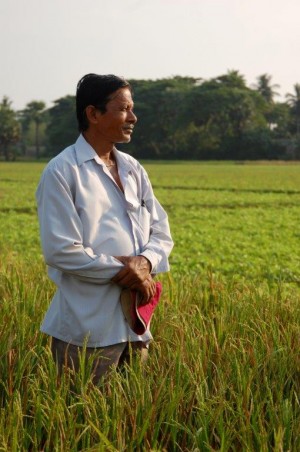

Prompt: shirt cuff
xmin=139 ymin=250 xmax=160 ymax=274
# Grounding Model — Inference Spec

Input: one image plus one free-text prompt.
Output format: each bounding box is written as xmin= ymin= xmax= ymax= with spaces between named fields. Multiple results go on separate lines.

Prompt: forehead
xmin=108 ymin=87 xmax=133 ymax=105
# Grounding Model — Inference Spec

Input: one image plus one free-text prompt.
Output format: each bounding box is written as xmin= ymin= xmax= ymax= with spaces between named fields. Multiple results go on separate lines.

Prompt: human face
xmin=95 ymin=87 xmax=137 ymax=144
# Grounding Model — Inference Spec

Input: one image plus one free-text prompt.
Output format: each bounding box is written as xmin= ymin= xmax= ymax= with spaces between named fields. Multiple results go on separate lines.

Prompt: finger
xmin=136 ymin=286 xmax=150 ymax=305
xmin=148 ymin=281 xmax=156 ymax=297
xmin=142 ymin=287 xmax=154 ymax=305
xmin=115 ymin=275 xmax=141 ymax=287
xmin=111 ymin=266 xmax=126 ymax=281
xmin=125 ymin=273 xmax=148 ymax=287
xmin=111 ymin=267 xmax=133 ymax=283
xmin=112 ymin=267 xmax=147 ymax=284
xmin=112 ymin=275 xmax=133 ymax=287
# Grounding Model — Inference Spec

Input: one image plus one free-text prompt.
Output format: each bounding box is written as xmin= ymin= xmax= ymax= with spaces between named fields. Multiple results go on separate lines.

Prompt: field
xmin=1 ymin=161 xmax=300 ymax=451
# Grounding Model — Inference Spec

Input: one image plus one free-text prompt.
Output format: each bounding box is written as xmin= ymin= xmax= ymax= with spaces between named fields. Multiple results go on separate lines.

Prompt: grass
xmin=1 ymin=161 xmax=300 ymax=450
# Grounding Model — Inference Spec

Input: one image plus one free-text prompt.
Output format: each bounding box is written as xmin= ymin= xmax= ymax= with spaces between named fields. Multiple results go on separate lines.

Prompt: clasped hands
xmin=112 ymin=255 xmax=155 ymax=305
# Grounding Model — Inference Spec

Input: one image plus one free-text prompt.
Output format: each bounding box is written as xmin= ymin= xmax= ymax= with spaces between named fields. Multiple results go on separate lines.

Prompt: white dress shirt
xmin=36 ymin=134 xmax=173 ymax=347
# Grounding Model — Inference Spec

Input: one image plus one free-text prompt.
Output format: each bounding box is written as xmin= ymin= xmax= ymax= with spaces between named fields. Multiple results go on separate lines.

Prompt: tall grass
xmin=1 ymin=260 xmax=300 ymax=451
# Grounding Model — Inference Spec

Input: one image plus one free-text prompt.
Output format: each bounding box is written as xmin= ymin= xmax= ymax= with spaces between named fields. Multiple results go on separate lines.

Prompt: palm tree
xmin=254 ymin=74 xmax=279 ymax=103
xmin=286 ymin=83 xmax=300 ymax=136
xmin=0 ymin=97 xmax=21 ymax=160
xmin=22 ymin=101 xmax=46 ymax=158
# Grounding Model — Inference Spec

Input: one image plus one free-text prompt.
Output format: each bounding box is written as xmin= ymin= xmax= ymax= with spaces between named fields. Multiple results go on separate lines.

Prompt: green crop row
xmin=1 ymin=162 xmax=299 ymax=283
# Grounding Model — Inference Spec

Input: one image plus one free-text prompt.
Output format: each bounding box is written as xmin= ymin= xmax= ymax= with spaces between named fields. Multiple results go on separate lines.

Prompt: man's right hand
xmin=112 ymin=255 xmax=151 ymax=288
xmin=112 ymin=255 xmax=156 ymax=304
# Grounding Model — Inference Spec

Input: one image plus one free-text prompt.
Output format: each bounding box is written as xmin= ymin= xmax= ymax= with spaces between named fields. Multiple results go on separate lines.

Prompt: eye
xmin=120 ymin=104 xmax=134 ymax=112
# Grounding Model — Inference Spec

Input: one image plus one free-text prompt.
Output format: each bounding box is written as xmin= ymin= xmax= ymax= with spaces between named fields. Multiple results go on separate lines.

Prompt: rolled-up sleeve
xmin=36 ymin=164 xmax=123 ymax=284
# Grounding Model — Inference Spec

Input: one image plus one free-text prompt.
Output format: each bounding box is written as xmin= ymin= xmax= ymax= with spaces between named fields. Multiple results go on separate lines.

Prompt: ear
xmin=85 ymin=105 xmax=101 ymax=125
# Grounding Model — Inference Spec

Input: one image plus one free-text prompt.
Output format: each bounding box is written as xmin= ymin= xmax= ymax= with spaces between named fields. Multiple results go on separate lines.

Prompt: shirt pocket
xmin=139 ymin=201 xmax=151 ymax=245
xmin=127 ymin=200 xmax=151 ymax=249
xmin=138 ymin=202 xmax=151 ymax=246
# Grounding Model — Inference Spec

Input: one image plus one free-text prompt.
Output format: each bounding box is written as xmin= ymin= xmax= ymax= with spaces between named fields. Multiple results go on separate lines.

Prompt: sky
xmin=1 ymin=0 xmax=300 ymax=111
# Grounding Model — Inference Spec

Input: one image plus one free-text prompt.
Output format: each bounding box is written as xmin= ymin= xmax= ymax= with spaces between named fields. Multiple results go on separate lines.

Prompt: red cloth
xmin=120 ymin=282 xmax=162 ymax=335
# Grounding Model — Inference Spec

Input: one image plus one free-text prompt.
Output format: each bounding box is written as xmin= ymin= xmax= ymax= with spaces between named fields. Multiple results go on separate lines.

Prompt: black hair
xmin=76 ymin=73 xmax=131 ymax=132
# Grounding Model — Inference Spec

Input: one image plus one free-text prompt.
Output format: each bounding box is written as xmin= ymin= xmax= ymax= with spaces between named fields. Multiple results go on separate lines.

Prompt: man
xmin=36 ymin=74 xmax=173 ymax=382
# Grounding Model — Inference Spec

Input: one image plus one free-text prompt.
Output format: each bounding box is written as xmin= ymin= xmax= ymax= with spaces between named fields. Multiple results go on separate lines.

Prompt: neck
xmin=82 ymin=130 xmax=114 ymax=160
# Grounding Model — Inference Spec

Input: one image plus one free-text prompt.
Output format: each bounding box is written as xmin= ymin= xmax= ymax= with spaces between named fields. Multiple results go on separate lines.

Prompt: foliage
xmin=0 ymin=97 xmax=21 ymax=161
xmin=254 ymin=73 xmax=280 ymax=104
xmin=45 ymin=96 xmax=78 ymax=156
xmin=126 ymin=77 xmax=198 ymax=159
xmin=286 ymin=83 xmax=300 ymax=137
xmin=20 ymin=101 xmax=46 ymax=158
xmin=4 ymin=72 xmax=300 ymax=161
xmin=122 ymin=72 xmax=299 ymax=161
xmin=1 ymin=161 xmax=300 ymax=283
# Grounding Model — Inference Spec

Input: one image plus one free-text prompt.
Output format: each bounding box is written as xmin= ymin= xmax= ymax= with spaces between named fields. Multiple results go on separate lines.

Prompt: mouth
xmin=123 ymin=126 xmax=134 ymax=134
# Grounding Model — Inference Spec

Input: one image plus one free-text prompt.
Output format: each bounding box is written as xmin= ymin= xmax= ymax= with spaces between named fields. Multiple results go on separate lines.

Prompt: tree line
xmin=1 ymin=71 xmax=300 ymax=161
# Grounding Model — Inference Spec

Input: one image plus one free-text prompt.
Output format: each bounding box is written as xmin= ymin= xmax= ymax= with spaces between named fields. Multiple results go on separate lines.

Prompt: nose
xmin=128 ymin=110 xmax=137 ymax=123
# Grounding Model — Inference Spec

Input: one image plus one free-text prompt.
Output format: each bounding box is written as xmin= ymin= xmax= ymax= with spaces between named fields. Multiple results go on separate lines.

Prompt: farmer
xmin=36 ymin=74 xmax=173 ymax=382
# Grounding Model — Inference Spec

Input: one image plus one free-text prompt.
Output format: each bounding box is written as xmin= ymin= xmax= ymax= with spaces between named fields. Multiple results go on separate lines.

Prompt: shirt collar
xmin=75 ymin=134 xmax=100 ymax=166
xmin=113 ymin=147 xmax=132 ymax=173
xmin=75 ymin=134 xmax=132 ymax=173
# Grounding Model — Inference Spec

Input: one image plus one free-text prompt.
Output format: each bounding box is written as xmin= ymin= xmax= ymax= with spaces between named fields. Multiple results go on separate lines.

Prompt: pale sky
xmin=1 ymin=0 xmax=299 ymax=110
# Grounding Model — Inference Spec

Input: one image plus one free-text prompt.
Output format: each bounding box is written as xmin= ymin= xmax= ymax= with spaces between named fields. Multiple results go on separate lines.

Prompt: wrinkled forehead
xmin=108 ymin=87 xmax=133 ymax=105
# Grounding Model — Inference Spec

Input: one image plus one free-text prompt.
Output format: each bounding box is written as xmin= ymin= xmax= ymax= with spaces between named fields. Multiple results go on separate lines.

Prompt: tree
xmin=253 ymin=74 xmax=281 ymax=131
xmin=21 ymin=101 xmax=46 ymax=158
xmin=179 ymin=74 xmax=267 ymax=158
xmin=0 ymin=97 xmax=21 ymax=161
xmin=286 ymin=83 xmax=300 ymax=136
xmin=45 ymin=96 xmax=78 ymax=156
xmin=266 ymin=102 xmax=290 ymax=137
xmin=216 ymin=69 xmax=247 ymax=89
xmin=35 ymin=74 xmax=300 ymax=161
xmin=254 ymin=74 xmax=279 ymax=103
xmin=127 ymin=77 xmax=198 ymax=158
